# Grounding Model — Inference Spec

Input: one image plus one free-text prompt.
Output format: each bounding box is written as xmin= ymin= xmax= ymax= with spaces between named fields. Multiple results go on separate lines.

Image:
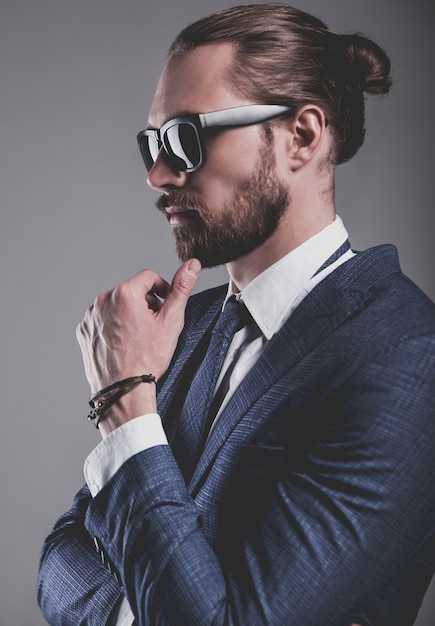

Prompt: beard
xmin=156 ymin=142 xmax=289 ymax=268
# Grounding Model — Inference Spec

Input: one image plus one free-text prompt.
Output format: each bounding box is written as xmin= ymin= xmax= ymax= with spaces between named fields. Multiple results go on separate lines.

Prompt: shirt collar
xmin=224 ymin=215 xmax=350 ymax=339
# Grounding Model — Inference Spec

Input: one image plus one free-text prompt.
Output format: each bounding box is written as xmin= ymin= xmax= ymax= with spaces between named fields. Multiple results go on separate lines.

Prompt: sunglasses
xmin=137 ymin=104 xmax=295 ymax=173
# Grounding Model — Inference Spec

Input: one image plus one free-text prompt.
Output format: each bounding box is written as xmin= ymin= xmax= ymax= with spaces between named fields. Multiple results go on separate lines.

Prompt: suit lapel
xmin=157 ymin=290 xmax=225 ymax=436
xmin=188 ymin=245 xmax=401 ymax=493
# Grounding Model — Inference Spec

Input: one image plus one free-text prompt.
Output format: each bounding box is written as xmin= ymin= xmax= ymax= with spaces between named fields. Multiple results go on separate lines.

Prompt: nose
xmin=147 ymin=149 xmax=189 ymax=192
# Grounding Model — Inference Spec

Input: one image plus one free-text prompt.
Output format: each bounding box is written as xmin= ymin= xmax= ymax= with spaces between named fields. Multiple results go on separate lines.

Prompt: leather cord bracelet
xmin=87 ymin=374 xmax=156 ymax=429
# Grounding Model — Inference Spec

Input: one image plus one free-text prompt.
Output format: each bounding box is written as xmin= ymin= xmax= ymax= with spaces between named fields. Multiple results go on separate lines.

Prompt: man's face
xmin=146 ymin=43 xmax=290 ymax=268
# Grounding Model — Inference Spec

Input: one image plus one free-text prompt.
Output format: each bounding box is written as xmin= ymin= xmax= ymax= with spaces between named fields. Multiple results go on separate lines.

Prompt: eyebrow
xmin=146 ymin=110 xmax=200 ymax=130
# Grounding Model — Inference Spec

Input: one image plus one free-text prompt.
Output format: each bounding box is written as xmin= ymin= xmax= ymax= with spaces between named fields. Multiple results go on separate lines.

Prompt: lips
xmin=165 ymin=205 xmax=200 ymax=226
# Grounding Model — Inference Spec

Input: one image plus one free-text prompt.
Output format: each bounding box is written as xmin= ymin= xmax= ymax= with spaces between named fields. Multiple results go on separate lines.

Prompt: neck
xmin=227 ymin=203 xmax=335 ymax=291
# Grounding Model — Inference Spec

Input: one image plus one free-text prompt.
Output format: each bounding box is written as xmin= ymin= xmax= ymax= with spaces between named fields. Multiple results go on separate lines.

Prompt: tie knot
xmin=213 ymin=297 xmax=250 ymax=339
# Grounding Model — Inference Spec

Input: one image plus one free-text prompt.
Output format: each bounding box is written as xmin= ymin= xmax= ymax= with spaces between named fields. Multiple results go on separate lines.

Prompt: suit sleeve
xmin=82 ymin=332 xmax=435 ymax=626
xmin=37 ymin=484 xmax=125 ymax=626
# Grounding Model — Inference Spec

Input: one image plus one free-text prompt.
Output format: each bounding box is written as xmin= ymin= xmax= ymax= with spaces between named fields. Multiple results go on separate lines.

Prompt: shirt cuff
xmin=84 ymin=413 xmax=168 ymax=497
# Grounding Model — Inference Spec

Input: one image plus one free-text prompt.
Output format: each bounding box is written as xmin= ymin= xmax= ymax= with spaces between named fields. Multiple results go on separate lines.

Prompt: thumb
xmin=161 ymin=258 xmax=201 ymax=319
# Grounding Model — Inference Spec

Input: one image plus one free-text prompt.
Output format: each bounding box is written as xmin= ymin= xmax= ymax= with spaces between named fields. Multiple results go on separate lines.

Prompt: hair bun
xmin=340 ymin=33 xmax=392 ymax=96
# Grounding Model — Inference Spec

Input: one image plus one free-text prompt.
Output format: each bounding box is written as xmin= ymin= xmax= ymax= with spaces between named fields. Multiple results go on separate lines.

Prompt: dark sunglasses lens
xmin=164 ymin=123 xmax=202 ymax=171
xmin=139 ymin=133 xmax=160 ymax=171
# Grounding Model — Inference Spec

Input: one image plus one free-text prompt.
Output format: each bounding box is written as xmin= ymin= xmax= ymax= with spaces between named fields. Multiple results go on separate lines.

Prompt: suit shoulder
xmin=337 ymin=245 xmax=435 ymax=328
xmin=364 ymin=247 xmax=435 ymax=333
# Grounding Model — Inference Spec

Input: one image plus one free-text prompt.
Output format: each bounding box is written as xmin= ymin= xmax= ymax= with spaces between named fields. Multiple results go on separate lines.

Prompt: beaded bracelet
xmin=87 ymin=374 xmax=156 ymax=428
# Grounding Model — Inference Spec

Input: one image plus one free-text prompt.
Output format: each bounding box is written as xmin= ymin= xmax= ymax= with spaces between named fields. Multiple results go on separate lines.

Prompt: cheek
xmin=189 ymin=133 xmax=261 ymax=208
xmin=210 ymin=127 xmax=263 ymax=174
xmin=270 ymin=133 xmax=291 ymax=179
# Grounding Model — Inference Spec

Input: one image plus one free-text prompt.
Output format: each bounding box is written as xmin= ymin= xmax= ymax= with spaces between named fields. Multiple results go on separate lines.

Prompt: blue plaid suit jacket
xmin=38 ymin=245 xmax=435 ymax=625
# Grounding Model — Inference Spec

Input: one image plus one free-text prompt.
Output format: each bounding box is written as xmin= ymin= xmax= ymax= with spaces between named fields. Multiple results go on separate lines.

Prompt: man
xmin=38 ymin=4 xmax=435 ymax=625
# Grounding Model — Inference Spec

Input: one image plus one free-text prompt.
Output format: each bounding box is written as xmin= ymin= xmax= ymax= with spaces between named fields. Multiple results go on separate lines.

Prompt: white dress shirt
xmin=84 ymin=215 xmax=354 ymax=626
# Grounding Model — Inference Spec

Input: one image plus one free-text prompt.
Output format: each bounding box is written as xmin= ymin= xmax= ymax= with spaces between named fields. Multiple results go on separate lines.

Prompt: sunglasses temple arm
xmin=199 ymin=105 xmax=293 ymax=128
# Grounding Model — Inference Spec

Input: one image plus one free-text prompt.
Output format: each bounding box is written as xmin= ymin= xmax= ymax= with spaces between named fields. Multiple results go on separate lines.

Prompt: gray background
xmin=1 ymin=0 xmax=434 ymax=624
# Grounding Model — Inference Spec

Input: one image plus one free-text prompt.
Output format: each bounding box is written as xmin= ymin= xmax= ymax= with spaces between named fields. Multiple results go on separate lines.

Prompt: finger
xmin=147 ymin=277 xmax=171 ymax=301
xmin=145 ymin=291 xmax=164 ymax=312
xmin=107 ymin=272 xmax=169 ymax=317
xmin=126 ymin=269 xmax=172 ymax=303
xmin=160 ymin=258 xmax=201 ymax=322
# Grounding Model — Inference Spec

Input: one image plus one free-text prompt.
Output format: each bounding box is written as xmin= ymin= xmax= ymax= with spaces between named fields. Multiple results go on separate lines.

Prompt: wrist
xmin=87 ymin=374 xmax=157 ymax=437
xmin=97 ymin=382 xmax=158 ymax=438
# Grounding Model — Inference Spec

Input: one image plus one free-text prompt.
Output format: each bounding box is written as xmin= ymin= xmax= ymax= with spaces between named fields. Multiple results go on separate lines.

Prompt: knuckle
xmin=113 ymin=279 xmax=139 ymax=304
xmin=94 ymin=291 xmax=108 ymax=310
xmin=174 ymin=274 xmax=194 ymax=298
xmin=174 ymin=283 xmax=190 ymax=300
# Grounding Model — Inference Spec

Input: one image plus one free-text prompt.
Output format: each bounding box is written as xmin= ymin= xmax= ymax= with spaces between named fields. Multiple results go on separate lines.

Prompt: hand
xmin=76 ymin=258 xmax=201 ymax=425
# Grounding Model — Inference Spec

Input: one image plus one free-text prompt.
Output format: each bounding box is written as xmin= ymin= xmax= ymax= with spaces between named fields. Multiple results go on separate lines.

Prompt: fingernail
xmin=186 ymin=258 xmax=201 ymax=277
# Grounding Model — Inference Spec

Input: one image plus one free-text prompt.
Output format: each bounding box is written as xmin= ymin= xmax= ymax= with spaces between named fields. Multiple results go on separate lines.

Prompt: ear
xmin=285 ymin=105 xmax=327 ymax=170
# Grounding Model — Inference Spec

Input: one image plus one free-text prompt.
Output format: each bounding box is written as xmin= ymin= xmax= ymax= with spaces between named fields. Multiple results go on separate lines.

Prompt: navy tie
xmin=172 ymin=296 xmax=250 ymax=481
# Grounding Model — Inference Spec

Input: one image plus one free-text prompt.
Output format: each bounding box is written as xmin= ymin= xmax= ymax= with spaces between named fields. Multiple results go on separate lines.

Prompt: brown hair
xmin=169 ymin=3 xmax=392 ymax=164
